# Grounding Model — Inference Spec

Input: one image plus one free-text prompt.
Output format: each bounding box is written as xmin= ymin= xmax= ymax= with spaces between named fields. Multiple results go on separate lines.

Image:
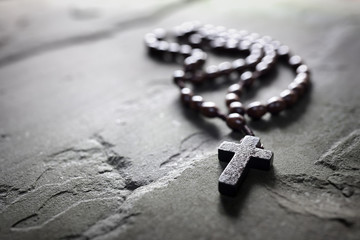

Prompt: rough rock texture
xmin=0 ymin=0 xmax=359 ymax=239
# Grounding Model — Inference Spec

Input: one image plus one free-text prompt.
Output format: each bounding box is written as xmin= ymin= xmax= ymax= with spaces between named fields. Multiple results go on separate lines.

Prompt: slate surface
xmin=0 ymin=0 xmax=359 ymax=239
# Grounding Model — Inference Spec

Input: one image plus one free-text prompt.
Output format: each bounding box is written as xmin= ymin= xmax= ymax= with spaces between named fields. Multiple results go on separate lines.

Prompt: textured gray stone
xmin=0 ymin=0 xmax=360 ymax=239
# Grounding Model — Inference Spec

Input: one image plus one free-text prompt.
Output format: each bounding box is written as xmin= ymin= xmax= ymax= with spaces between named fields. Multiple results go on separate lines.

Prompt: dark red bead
xmin=205 ymin=65 xmax=219 ymax=79
xmin=180 ymin=88 xmax=193 ymax=106
xmin=153 ymin=28 xmax=166 ymax=40
xmin=173 ymin=70 xmax=185 ymax=84
xmin=144 ymin=33 xmax=157 ymax=45
xmin=277 ymin=45 xmax=290 ymax=59
xmin=228 ymin=83 xmax=242 ymax=96
xmin=280 ymin=89 xmax=298 ymax=107
xmin=288 ymin=82 xmax=305 ymax=96
xmin=296 ymin=64 xmax=310 ymax=74
xmin=289 ymin=55 xmax=302 ymax=68
xmin=210 ymin=38 xmax=226 ymax=52
xmin=180 ymin=44 xmax=192 ymax=57
xmin=200 ymin=102 xmax=219 ymax=118
xmin=226 ymin=113 xmax=246 ymax=131
xmin=169 ymin=42 xmax=180 ymax=59
xmin=184 ymin=57 xmax=198 ymax=71
xmin=218 ymin=62 xmax=233 ymax=75
xmin=225 ymin=39 xmax=238 ymax=52
xmin=192 ymin=50 xmax=207 ymax=66
xmin=240 ymin=71 xmax=255 ymax=87
xmin=232 ymin=59 xmax=246 ymax=72
xmin=239 ymin=40 xmax=251 ymax=52
xmin=157 ymin=41 xmax=169 ymax=54
xmin=255 ymin=62 xmax=269 ymax=76
xmin=225 ymin=93 xmax=240 ymax=106
xmin=189 ymin=33 xmax=203 ymax=47
xmin=294 ymin=73 xmax=310 ymax=88
xmin=262 ymin=55 xmax=276 ymax=67
xmin=229 ymin=101 xmax=245 ymax=115
xmin=247 ymin=101 xmax=267 ymax=119
xmin=251 ymin=43 xmax=263 ymax=52
xmin=245 ymin=55 xmax=259 ymax=67
xmin=190 ymin=95 xmax=203 ymax=110
xmin=266 ymin=97 xmax=286 ymax=114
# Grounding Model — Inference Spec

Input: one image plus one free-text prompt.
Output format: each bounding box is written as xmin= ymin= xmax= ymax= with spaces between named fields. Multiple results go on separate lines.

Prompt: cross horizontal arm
xmin=250 ymin=148 xmax=273 ymax=170
xmin=252 ymin=148 xmax=273 ymax=160
xmin=218 ymin=141 xmax=240 ymax=162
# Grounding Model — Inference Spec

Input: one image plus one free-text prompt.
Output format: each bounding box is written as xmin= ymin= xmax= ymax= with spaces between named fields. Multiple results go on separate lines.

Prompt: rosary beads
xmin=144 ymin=22 xmax=310 ymax=196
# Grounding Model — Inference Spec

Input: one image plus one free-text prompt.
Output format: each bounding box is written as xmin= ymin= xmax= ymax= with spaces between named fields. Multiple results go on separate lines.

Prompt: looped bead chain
xmin=144 ymin=22 xmax=310 ymax=136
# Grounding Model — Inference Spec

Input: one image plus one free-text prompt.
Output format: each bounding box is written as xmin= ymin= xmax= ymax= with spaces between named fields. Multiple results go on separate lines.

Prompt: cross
xmin=218 ymin=135 xmax=273 ymax=196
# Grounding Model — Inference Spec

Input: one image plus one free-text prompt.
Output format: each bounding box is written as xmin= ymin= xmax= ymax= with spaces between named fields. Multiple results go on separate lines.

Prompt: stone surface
xmin=0 ymin=0 xmax=360 ymax=239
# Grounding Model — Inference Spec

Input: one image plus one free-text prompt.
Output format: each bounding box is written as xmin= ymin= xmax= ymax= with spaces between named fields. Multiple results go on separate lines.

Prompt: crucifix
xmin=218 ymin=136 xmax=273 ymax=196
xmin=145 ymin=23 xmax=310 ymax=197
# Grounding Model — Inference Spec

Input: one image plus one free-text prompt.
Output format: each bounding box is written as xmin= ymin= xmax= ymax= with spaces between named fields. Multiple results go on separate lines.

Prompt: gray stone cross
xmin=218 ymin=135 xmax=273 ymax=196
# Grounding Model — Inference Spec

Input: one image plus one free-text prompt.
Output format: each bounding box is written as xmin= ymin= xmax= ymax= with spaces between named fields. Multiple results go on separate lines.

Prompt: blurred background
xmin=0 ymin=0 xmax=359 ymax=240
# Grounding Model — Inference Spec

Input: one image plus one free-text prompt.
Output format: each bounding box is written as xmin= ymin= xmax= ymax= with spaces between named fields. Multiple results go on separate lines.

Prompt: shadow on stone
xmin=218 ymin=167 xmax=276 ymax=218
xmin=178 ymin=100 xmax=223 ymax=140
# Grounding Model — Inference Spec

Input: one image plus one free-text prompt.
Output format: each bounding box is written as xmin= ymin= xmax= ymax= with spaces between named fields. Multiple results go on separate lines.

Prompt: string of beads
xmin=144 ymin=22 xmax=310 ymax=136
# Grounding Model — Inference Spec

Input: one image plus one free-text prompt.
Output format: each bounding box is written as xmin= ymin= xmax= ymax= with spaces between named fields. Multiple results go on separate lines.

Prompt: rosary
xmin=144 ymin=22 xmax=310 ymax=197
